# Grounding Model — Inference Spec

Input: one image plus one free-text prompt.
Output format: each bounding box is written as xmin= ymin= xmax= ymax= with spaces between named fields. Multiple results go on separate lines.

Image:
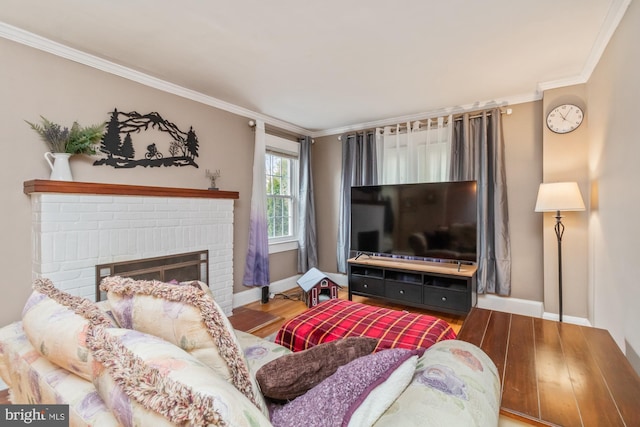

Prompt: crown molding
xmin=581 ymin=0 xmax=632 ymax=80
xmin=537 ymin=75 xmax=589 ymax=93
xmin=0 ymin=22 xmax=310 ymax=136
xmin=537 ymin=0 xmax=631 ymax=93
xmin=310 ymin=91 xmax=541 ymax=138
xmin=2 ymin=0 xmax=631 ymax=139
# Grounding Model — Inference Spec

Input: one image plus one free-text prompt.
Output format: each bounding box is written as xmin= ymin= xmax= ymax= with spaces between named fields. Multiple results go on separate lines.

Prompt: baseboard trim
xmin=232 ymin=272 xmax=349 ymax=309
xmin=625 ymin=340 xmax=640 ymax=377
xmin=232 ymin=276 xmax=300 ymax=308
xmin=542 ymin=312 xmax=592 ymax=326
xmin=476 ymin=295 xmax=591 ymax=325
xmin=232 ymin=276 xmax=595 ymax=327
xmin=477 ymin=294 xmax=544 ymax=318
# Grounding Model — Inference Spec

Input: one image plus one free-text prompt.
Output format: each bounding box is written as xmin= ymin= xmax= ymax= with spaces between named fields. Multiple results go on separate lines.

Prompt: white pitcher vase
xmin=44 ymin=152 xmax=73 ymax=181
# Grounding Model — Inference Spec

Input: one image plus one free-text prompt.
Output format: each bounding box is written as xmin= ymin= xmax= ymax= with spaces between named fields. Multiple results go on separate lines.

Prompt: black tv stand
xmin=347 ymin=257 xmax=477 ymax=315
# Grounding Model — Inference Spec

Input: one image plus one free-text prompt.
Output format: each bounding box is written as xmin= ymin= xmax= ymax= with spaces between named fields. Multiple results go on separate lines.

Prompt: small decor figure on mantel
xmin=206 ymin=169 xmax=221 ymax=190
xmin=26 ymin=116 xmax=105 ymax=181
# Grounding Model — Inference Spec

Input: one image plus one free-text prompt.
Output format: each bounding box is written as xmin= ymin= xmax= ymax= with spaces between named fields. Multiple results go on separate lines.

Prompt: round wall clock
xmin=546 ymin=104 xmax=584 ymax=134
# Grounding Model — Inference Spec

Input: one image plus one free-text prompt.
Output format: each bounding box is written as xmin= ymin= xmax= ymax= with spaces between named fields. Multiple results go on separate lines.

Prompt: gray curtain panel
xmin=451 ymin=108 xmax=511 ymax=295
xmin=297 ymin=136 xmax=318 ymax=272
xmin=336 ymin=131 xmax=378 ymax=273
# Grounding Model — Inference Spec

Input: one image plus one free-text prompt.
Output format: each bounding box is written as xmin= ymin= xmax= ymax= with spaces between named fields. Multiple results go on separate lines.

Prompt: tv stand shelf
xmin=347 ymin=257 xmax=477 ymax=315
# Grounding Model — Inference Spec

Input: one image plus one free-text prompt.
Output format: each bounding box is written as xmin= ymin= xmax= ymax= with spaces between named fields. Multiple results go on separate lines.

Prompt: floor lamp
xmin=535 ymin=182 xmax=585 ymax=322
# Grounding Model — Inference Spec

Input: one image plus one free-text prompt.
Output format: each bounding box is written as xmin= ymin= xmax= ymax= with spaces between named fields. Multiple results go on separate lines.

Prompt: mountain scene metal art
xmin=94 ymin=109 xmax=199 ymax=168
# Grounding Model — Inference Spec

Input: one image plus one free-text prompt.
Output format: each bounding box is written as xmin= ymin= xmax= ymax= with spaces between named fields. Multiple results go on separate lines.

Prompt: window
xmin=265 ymin=134 xmax=299 ymax=253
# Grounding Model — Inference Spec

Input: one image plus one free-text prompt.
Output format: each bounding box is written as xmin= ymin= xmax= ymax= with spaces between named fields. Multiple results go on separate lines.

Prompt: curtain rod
xmin=248 ymin=119 xmax=314 ymax=143
xmin=337 ymin=108 xmax=513 ymax=141
xmin=455 ymin=107 xmax=512 ymax=121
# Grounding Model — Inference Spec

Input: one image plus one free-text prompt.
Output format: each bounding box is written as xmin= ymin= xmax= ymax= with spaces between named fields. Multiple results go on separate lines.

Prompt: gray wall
xmin=586 ymin=0 xmax=640 ymax=372
xmin=311 ymin=101 xmax=545 ymax=303
xmin=0 ymin=37 xmax=299 ymax=325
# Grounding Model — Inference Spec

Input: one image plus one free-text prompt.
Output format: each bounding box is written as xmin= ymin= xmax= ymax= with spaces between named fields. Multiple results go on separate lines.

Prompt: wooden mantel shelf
xmin=24 ymin=179 xmax=239 ymax=200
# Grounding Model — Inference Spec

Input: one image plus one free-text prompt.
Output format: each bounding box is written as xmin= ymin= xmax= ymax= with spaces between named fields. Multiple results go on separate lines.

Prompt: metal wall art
xmin=94 ymin=109 xmax=199 ymax=168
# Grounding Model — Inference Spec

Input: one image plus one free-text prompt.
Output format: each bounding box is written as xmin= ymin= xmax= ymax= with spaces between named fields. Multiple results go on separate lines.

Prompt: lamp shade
xmin=535 ymin=182 xmax=585 ymax=212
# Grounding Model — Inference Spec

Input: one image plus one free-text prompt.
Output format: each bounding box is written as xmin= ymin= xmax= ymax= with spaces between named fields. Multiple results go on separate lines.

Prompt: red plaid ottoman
xmin=274 ymin=298 xmax=457 ymax=352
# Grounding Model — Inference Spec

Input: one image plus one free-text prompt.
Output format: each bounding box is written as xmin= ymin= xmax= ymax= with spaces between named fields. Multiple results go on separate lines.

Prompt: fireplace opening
xmin=95 ymin=250 xmax=209 ymax=301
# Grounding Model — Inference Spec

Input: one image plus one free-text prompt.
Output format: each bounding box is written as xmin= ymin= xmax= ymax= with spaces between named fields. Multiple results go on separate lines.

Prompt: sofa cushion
xmin=269 ymin=348 xmax=419 ymax=427
xmin=95 ymin=300 xmax=120 ymax=326
xmin=235 ymin=330 xmax=293 ymax=378
xmin=256 ymin=337 xmax=378 ymax=400
xmin=373 ymin=340 xmax=501 ymax=427
xmin=100 ymin=276 xmax=265 ymax=413
xmin=21 ymin=278 xmax=116 ymax=381
xmin=87 ymin=326 xmax=272 ymax=427
xmin=0 ymin=321 xmax=119 ymax=426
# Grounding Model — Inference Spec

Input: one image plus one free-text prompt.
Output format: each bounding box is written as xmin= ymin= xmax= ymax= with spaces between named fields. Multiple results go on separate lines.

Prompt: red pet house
xmin=297 ymin=267 xmax=339 ymax=308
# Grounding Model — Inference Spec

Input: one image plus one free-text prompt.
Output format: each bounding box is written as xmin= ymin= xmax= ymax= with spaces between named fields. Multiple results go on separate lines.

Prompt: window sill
xmin=269 ymin=240 xmax=298 ymax=254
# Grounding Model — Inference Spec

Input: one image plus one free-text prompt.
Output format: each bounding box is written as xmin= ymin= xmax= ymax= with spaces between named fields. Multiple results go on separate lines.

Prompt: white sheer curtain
xmin=242 ymin=119 xmax=270 ymax=289
xmin=376 ymin=115 xmax=453 ymax=184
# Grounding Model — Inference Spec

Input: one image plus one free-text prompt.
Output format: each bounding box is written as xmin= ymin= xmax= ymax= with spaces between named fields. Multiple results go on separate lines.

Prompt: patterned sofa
xmin=0 ymin=277 xmax=501 ymax=427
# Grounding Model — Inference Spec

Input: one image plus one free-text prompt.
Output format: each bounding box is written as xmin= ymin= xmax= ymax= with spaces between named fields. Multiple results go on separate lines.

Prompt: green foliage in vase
xmin=26 ymin=116 xmax=106 ymax=155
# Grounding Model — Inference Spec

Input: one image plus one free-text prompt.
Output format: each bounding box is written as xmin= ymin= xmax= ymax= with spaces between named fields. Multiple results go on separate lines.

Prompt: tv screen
xmin=350 ymin=181 xmax=477 ymax=263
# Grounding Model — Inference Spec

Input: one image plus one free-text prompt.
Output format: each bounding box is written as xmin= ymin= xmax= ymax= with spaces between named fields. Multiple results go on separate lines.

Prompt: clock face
xmin=546 ymin=104 xmax=584 ymax=134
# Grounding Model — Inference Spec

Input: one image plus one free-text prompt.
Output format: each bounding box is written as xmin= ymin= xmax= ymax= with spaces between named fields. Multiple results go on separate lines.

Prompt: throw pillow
xmin=269 ymin=348 xmax=420 ymax=427
xmin=21 ymin=278 xmax=116 ymax=381
xmin=100 ymin=276 xmax=266 ymax=414
xmin=87 ymin=326 xmax=272 ymax=427
xmin=256 ymin=337 xmax=378 ymax=401
xmin=235 ymin=330 xmax=293 ymax=379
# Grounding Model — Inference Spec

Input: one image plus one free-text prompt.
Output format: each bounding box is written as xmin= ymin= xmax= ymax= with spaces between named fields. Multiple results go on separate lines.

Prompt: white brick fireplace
xmin=25 ymin=180 xmax=238 ymax=315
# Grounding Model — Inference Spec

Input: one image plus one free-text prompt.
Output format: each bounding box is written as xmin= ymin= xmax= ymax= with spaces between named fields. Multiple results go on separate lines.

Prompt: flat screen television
xmin=350 ymin=181 xmax=477 ymax=264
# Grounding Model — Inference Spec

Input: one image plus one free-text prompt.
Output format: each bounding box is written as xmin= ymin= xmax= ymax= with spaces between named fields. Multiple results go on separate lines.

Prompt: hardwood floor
xmin=458 ymin=308 xmax=640 ymax=426
xmin=0 ymin=389 xmax=9 ymax=404
xmin=229 ymin=287 xmax=465 ymax=338
xmin=233 ymin=292 xmax=640 ymax=426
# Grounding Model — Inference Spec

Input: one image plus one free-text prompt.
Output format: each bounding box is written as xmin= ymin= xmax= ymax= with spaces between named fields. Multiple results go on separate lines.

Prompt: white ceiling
xmin=0 ymin=0 xmax=631 ymax=135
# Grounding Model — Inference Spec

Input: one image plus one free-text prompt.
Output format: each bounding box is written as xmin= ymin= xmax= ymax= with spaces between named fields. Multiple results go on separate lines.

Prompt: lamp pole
xmin=535 ymin=182 xmax=585 ymax=324
xmin=554 ymin=210 xmax=565 ymax=322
